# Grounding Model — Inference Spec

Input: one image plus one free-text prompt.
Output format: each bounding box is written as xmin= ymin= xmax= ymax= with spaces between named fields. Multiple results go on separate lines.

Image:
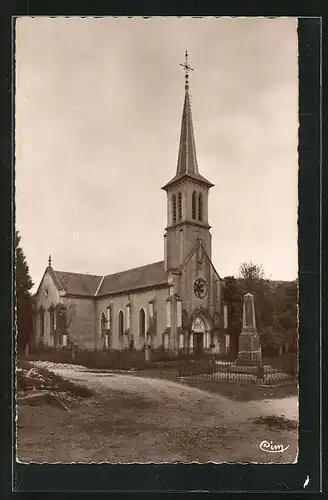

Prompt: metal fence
xmin=178 ymin=354 xmax=297 ymax=386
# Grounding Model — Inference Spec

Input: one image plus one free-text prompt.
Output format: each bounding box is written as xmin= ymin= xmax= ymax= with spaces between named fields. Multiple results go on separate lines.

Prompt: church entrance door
xmin=191 ymin=315 xmax=207 ymax=358
xmin=194 ymin=333 xmax=204 ymax=356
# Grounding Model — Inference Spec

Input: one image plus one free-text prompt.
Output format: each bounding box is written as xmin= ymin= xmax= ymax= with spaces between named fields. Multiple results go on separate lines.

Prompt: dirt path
xmin=17 ymin=362 xmax=298 ymax=464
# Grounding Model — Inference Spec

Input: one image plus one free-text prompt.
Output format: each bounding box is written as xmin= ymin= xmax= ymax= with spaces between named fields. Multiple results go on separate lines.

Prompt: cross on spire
xmin=180 ymin=49 xmax=193 ymax=90
xmin=162 ymin=49 xmax=213 ymax=190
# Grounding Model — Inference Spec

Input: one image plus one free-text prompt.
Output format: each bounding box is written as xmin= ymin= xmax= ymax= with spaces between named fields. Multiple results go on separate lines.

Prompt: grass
xmin=16 ymin=358 xmax=298 ymax=464
xmin=18 ymin=356 xmax=298 ymax=403
xmin=129 ymin=366 xmax=298 ymax=402
xmin=25 ymin=349 xmax=150 ymax=370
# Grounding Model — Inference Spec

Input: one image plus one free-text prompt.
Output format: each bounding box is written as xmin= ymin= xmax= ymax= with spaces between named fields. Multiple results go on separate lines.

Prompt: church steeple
xmin=176 ymin=50 xmax=199 ymax=177
xmin=176 ymin=82 xmax=199 ymax=176
xmin=162 ymin=52 xmax=214 ymax=271
xmin=163 ymin=51 xmax=213 ymax=190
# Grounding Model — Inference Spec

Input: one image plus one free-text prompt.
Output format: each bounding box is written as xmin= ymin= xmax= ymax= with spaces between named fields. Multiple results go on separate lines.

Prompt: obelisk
xmin=237 ymin=293 xmax=261 ymax=363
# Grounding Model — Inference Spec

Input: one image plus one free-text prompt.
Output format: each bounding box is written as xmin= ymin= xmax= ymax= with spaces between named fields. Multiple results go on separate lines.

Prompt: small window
xmin=198 ymin=193 xmax=203 ymax=221
xmin=172 ymin=194 xmax=177 ymax=223
xmin=178 ymin=192 xmax=183 ymax=220
xmin=192 ymin=191 xmax=197 ymax=220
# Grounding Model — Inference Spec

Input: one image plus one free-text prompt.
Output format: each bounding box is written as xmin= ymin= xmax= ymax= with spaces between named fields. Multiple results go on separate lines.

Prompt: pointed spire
xmin=162 ymin=51 xmax=214 ymax=190
xmin=176 ymin=86 xmax=199 ymax=176
xmin=177 ymin=50 xmax=198 ymax=176
xmin=48 ymin=254 xmax=52 ymax=267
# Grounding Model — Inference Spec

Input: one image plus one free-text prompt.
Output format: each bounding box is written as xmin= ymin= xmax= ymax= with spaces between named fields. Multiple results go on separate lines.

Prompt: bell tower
xmin=162 ymin=51 xmax=214 ymax=271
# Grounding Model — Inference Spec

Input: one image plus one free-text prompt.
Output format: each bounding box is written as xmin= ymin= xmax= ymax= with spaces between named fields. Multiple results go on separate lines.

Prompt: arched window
xmin=118 ymin=310 xmax=124 ymax=339
xmin=139 ymin=308 xmax=146 ymax=338
xmin=198 ymin=192 xmax=203 ymax=221
xmin=192 ymin=191 xmax=197 ymax=220
xmin=172 ymin=194 xmax=177 ymax=223
xmin=178 ymin=191 xmax=183 ymax=220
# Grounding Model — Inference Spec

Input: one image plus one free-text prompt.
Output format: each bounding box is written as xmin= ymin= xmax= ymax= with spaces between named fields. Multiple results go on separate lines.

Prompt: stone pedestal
xmin=236 ymin=293 xmax=261 ymax=365
xmin=237 ymin=330 xmax=261 ymax=364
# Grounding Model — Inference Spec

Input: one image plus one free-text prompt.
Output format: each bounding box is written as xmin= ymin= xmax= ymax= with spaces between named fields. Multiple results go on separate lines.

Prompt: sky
xmin=15 ymin=17 xmax=298 ymax=291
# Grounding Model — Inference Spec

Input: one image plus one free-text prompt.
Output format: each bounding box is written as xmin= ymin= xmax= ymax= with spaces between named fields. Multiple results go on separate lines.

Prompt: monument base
xmin=236 ymin=330 xmax=261 ymax=366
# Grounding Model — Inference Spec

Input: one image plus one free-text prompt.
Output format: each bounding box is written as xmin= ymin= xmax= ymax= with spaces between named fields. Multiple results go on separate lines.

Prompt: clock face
xmin=194 ymin=277 xmax=208 ymax=299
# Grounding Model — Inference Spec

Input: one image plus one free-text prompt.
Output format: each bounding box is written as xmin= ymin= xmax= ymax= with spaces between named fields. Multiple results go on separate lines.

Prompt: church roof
xmin=97 ymin=260 xmax=168 ymax=296
xmin=162 ymin=84 xmax=213 ymax=190
xmin=50 ymin=261 xmax=168 ymax=297
xmin=51 ymin=269 xmax=103 ymax=296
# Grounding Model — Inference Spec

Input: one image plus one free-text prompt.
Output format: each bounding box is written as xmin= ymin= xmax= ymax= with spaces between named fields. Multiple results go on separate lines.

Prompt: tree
xmin=223 ymin=276 xmax=244 ymax=356
xmin=237 ymin=261 xmax=273 ymax=331
xmin=15 ymin=231 xmax=34 ymax=349
xmin=270 ymin=280 xmax=298 ymax=353
xmin=238 ymin=261 xmax=265 ymax=291
xmin=225 ymin=262 xmax=298 ymax=357
xmin=56 ymin=303 xmax=76 ymax=345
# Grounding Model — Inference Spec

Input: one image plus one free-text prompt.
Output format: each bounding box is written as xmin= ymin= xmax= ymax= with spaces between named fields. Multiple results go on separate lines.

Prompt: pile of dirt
xmin=16 ymin=361 xmax=93 ymax=411
xmin=252 ymin=415 xmax=298 ymax=431
xmin=17 ymin=366 xmax=52 ymax=391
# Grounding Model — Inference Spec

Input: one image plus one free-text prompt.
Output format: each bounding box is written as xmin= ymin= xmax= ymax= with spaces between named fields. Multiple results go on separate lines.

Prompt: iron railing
xmin=178 ymin=354 xmax=297 ymax=386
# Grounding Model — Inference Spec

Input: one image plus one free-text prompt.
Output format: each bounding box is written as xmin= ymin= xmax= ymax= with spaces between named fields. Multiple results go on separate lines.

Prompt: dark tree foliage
xmin=223 ymin=276 xmax=244 ymax=355
xmin=15 ymin=231 xmax=34 ymax=349
xmin=270 ymin=280 xmax=298 ymax=353
xmin=238 ymin=261 xmax=274 ymax=333
xmin=225 ymin=262 xmax=298 ymax=357
xmin=238 ymin=261 xmax=265 ymax=291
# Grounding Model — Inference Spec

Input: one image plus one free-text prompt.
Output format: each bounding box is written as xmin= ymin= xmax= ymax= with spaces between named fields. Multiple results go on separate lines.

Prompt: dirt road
xmin=17 ymin=362 xmax=298 ymax=464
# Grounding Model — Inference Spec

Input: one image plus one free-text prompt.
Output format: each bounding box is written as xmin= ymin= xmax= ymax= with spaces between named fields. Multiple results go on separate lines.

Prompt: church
xmin=33 ymin=52 xmax=230 ymax=356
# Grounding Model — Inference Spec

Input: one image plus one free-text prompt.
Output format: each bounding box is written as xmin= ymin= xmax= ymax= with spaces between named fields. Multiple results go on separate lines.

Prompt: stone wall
xmin=34 ymin=270 xmax=60 ymax=347
xmin=64 ymin=296 xmax=97 ymax=350
xmin=95 ymin=285 xmax=170 ymax=351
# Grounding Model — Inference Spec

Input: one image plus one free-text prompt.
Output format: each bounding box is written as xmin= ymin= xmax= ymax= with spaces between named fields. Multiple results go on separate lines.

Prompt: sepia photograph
xmin=15 ymin=16 xmax=299 ymax=464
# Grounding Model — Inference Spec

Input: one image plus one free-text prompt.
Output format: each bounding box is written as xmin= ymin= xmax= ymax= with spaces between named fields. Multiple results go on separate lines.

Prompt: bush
xmin=75 ymin=350 xmax=148 ymax=370
xmin=27 ymin=345 xmax=72 ymax=364
xmin=150 ymin=348 xmax=194 ymax=363
xmin=264 ymin=353 xmax=297 ymax=375
xmin=213 ymin=351 xmax=237 ymax=362
xmin=178 ymin=359 xmax=215 ymax=377
xmin=25 ymin=347 xmax=149 ymax=371
xmin=24 ymin=346 xmax=244 ymax=372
